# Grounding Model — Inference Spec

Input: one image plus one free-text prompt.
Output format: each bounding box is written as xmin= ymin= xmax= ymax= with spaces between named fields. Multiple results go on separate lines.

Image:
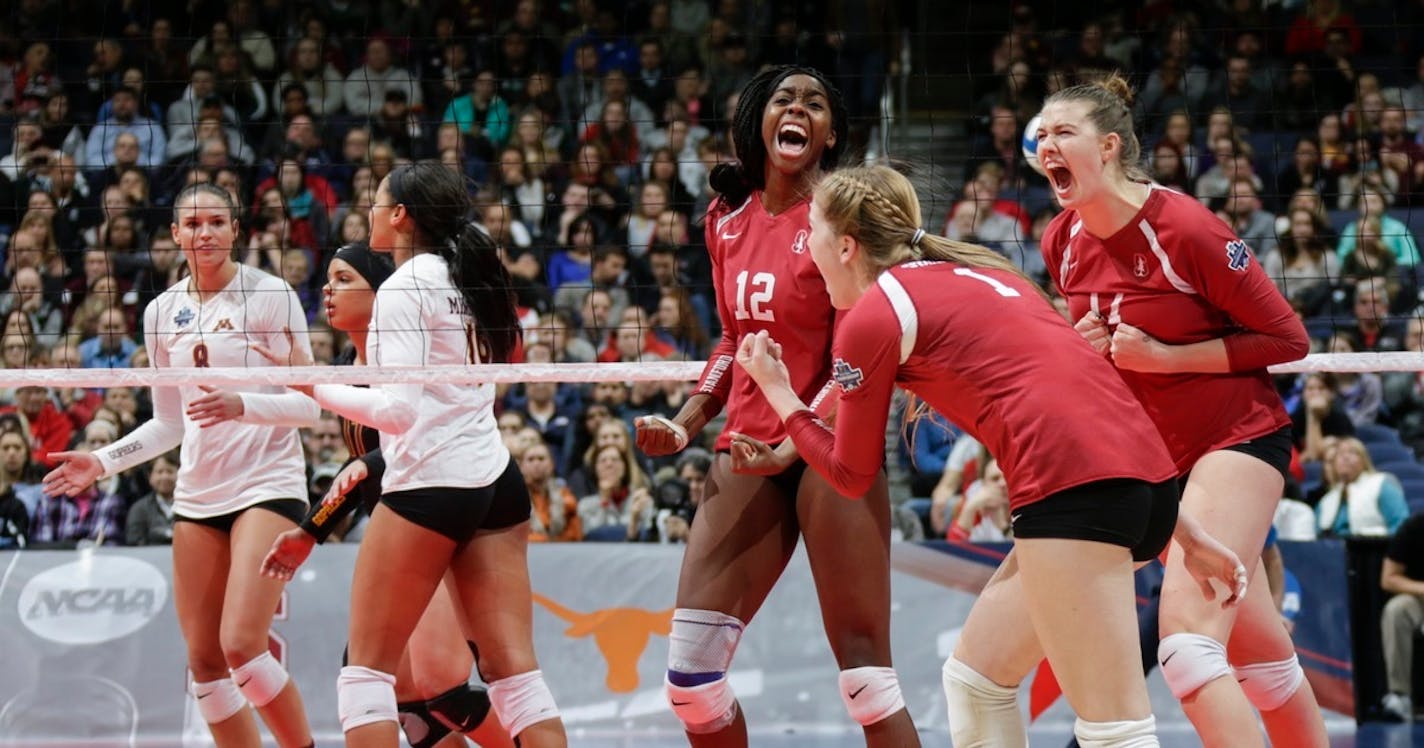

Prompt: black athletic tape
xmin=398 ymin=700 xmax=453 ymax=748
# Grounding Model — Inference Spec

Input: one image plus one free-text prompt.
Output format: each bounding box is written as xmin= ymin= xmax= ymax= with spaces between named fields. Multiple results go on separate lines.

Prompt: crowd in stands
xmin=0 ymin=0 xmax=899 ymax=550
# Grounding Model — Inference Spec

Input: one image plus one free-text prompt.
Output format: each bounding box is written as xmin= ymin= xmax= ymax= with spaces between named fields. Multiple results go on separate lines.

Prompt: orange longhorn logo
xmin=532 ymin=594 xmax=674 ymax=693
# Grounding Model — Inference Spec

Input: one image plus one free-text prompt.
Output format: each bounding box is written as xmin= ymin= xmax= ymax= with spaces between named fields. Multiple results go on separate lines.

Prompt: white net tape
xmin=0 ymin=352 xmax=1410 ymax=389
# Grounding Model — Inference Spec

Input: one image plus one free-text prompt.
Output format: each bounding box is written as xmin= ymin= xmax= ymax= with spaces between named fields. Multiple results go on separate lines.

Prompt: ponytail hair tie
xmin=910 ymin=228 xmax=926 ymax=248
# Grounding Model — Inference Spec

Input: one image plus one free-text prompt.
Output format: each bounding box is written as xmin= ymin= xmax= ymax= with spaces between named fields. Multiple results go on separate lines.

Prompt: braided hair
xmin=386 ymin=162 xmax=521 ymax=363
xmin=815 ymin=166 xmax=1046 ymax=298
xmin=708 ymin=65 xmax=849 ymax=208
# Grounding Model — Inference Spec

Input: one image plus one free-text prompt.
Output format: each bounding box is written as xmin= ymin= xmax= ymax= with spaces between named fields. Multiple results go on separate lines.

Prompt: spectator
xmin=494 ymin=145 xmax=550 ymax=242
xmin=1339 ymin=275 xmax=1404 ymax=352
xmin=1404 ymin=53 xmax=1424 ymax=135
xmin=125 ymin=449 xmax=178 ymax=545
xmin=138 ymin=18 xmax=189 ymax=106
xmin=1148 ymin=141 xmax=1190 ymax=193
xmin=581 ymin=68 xmax=656 ymax=138
xmin=5 ymin=386 xmax=71 ymax=468
xmin=1195 ymin=136 xmax=1261 ymax=206
xmin=343 ymin=38 xmax=421 ymax=119
xmin=1 ymin=116 xmax=46 ymax=182
xmin=1218 ymin=177 xmax=1277 ymax=257
xmin=442 ymin=69 xmax=511 ymax=160
xmin=95 ymin=66 xmax=164 ymax=124
xmin=653 ymin=287 xmax=708 ymax=360
xmin=631 ymin=37 xmax=675 ymax=119
xmin=1291 ymin=372 xmax=1356 ymax=462
xmin=1315 ymin=437 xmax=1406 ymax=537
xmin=1341 ymin=215 xmax=1399 ymax=292
xmin=0 ymin=416 xmax=43 ymax=519
xmin=625 ymin=181 xmax=668 ymax=258
xmin=1275 ymin=60 xmax=1325 ymax=133
xmin=1324 ymin=334 xmax=1384 ymax=427
xmin=0 ymin=267 xmax=63 ymax=350
xmin=273 ymin=37 xmax=345 ymax=118
xmin=81 ymin=38 xmax=126 ymax=113
xmin=1159 ymin=110 xmax=1201 ymax=180
xmin=948 ymin=457 xmax=1012 ymax=542
xmin=0 ymin=481 xmax=28 ymax=548
xmin=1261 ymin=208 xmax=1340 ymax=315
xmin=556 ymin=246 xmax=630 ymax=325
xmin=77 ymin=307 xmax=136 ymax=369
xmin=577 ymin=444 xmax=654 ymax=540
xmin=558 ymin=41 xmax=604 ymax=135
xmin=84 ymin=87 xmax=166 ymax=168
xmin=1380 ymin=512 xmax=1424 ymax=720
xmin=1201 ymin=54 xmax=1269 ymax=132
xmin=35 ymin=93 xmax=86 ymax=165
xmin=1285 ymin=0 xmax=1362 ymax=57
xmin=1377 ymin=106 xmax=1424 ymax=203
xmin=29 ymin=454 xmax=126 ymax=548
xmin=1274 ymin=137 xmax=1336 ymax=213
xmin=524 ymin=440 xmax=582 ymax=543
xmin=1383 ymin=318 xmax=1424 ymax=455
xmin=367 ymin=89 xmax=424 ymax=160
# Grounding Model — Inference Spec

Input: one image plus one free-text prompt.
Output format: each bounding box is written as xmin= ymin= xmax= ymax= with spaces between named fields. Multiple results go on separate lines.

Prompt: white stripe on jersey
xmin=1060 ymin=220 xmax=1082 ymax=285
xmin=877 ymin=273 xmax=919 ymax=364
xmin=714 ymin=195 xmax=754 ymax=233
xmin=1138 ymin=219 xmax=1198 ymax=295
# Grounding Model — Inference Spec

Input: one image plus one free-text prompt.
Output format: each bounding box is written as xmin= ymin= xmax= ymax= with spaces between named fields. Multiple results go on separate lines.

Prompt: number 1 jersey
xmin=697 ymin=194 xmax=836 ymax=451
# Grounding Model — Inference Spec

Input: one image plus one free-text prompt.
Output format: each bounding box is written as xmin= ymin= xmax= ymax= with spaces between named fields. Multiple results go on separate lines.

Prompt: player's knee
xmin=397 ymin=700 xmax=453 ymax=748
xmin=941 ymin=655 xmax=1024 ymax=746
xmin=190 ymin=677 xmax=247 ymax=724
xmin=337 ymin=666 xmax=397 ymax=732
xmin=1233 ymin=655 xmax=1305 ymax=712
xmin=1157 ymin=632 xmax=1231 ymax=699
xmin=837 ymin=666 xmax=905 ymax=726
xmin=426 ymin=682 xmax=492 ymax=733
xmin=665 ymin=608 xmax=745 ymax=734
xmin=229 ymin=651 xmax=289 ymax=707
xmin=1073 ymin=716 xmax=1158 ymax=747
xmin=487 ymin=670 xmax=559 ymax=737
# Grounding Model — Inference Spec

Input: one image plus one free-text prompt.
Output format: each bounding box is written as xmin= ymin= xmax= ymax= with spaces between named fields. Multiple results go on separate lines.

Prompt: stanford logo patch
xmin=833 ymin=358 xmax=864 ymax=392
xmin=1132 ymin=254 xmax=1148 ymax=278
xmin=791 ymin=229 xmax=808 ymax=254
xmin=1225 ymin=240 xmax=1251 ymax=271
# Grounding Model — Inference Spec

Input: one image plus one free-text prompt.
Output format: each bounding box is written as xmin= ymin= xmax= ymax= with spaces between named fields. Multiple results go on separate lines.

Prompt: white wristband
xmin=642 ymin=415 xmax=688 ymax=450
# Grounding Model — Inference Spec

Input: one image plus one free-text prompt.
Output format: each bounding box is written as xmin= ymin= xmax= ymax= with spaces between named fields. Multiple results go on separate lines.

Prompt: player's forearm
xmin=762 ymin=382 xmax=811 ymax=423
xmin=1382 ymin=572 xmax=1424 ymax=596
xmin=1156 ymin=338 xmax=1231 ymax=374
xmin=313 ymin=384 xmax=417 ymax=434
xmin=670 ymin=392 xmax=722 ymax=439
xmin=239 ymin=391 xmax=320 ymax=427
xmin=95 ymin=417 xmax=184 ymax=478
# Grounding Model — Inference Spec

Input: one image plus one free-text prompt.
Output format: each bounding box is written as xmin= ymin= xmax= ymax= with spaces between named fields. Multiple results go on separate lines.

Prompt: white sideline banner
xmin=0 ymin=544 xmax=1194 ymax=744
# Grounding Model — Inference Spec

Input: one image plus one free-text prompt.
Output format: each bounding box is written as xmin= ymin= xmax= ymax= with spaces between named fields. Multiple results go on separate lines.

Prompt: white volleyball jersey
xmin=314 ymin=253 xmax=508 ymax=492
xmin=96 ymin=265 xmax=317 ymax=518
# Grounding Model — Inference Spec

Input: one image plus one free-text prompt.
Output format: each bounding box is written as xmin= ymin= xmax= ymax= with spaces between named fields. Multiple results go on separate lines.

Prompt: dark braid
xmin=387 ymin=163 xmax=521 ymax=363
xmin=707 ymin=65 xmax=849 ymax=208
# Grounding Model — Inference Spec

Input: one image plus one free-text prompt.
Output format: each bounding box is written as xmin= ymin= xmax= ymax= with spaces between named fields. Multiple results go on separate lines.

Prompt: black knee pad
xmin=397 ymin=700 xmax=453 ymax=748
xmin=427 ymin=682 xmax=492 ymax=734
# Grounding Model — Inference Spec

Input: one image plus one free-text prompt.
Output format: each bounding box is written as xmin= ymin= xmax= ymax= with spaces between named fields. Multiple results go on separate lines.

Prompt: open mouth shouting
xmin=775 ymin=121 xmax=811 ymax=161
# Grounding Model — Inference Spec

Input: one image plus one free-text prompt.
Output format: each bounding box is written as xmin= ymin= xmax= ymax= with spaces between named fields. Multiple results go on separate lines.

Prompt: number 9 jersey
xmin=697 ymin=194 xmax=836 ymax=451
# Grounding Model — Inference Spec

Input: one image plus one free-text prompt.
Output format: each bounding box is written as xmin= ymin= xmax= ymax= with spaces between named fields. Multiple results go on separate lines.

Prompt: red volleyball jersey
xmin=1041 ymin=186 xmax=1310 ymax=473
xmin=785 ymin=261 xmax=1177 ymax=511
xmin=696 ymin=194 xmax=836 ymax=450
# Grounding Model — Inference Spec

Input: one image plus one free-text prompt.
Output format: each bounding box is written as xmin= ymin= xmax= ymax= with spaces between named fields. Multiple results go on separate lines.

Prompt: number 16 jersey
xmin=697 ymin=194 xmax=836 ymax=451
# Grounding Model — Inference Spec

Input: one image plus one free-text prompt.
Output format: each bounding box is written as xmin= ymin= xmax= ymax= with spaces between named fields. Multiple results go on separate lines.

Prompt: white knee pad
xmin=838 ymin=666 xmax=906 ymax=726
xmin=487 ymin=670 xmax=560 ymax=737
xmin=1233 ymin=655 xmax=1305 ymax=712
xmin=665 ymin=608 xmax=744 ymax=734
xmin=940 ymin=656 xmax=1026 ymax=747
xmin=1157 ymin=633 xmax=1231 ymax=699
xmin=337 ymin=666 xmax=397 ymax=732
xmin=190 ymin=677 xmax=246 ymax=724
xmin=230 ymin=650 xmax=289 ymax=707
xmin=1073 ymin=716 xmax=1158 ymax=747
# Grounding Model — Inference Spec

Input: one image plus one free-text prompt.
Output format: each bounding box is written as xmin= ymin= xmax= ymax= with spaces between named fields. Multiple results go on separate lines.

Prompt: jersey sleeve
xmin=1177 ymin=211 xmax=1310 ymax=371
xmin=1039 ymin=213 xmax=1074 ymax=296
xmin=313 ymin=283 xmax=420 ymax=433
xmin=783 ymin=302 xmax=898 ymax=498
xmin=694 ymin=224 xmax=735 ymax=408
xmin=96 ymin=300 xmax=185 ymax=477
xmin=237 ymin=282 xmax=320 ymax=426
